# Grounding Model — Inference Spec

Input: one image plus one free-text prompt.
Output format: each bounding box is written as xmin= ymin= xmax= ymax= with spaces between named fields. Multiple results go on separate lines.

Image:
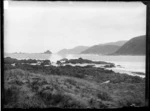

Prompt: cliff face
xmin=113 ymin=35 xmax=146 ymax=55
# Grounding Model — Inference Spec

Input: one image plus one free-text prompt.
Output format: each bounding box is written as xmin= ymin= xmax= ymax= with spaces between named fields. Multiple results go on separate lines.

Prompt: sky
xmin=4 ymin=1 xmax=146 ymax=53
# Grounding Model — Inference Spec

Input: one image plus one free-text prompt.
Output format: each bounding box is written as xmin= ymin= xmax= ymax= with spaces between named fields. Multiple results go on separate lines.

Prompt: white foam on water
xmin=65 ymin=54 xmax=78 ymax=60
xmin=49 ymin=54 xmax=63 ymax=63
xmin=106 ymin=67 xmax=145 ymax=78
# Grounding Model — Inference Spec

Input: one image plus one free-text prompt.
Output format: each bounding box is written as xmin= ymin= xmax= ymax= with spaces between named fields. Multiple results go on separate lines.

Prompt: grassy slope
xmin=4 ymin=68 xmax=145 ymax=108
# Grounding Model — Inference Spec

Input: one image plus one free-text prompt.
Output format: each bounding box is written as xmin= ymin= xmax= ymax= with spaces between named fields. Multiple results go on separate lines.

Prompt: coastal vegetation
xmin=3 ymin=57 xmax=145 ymax=108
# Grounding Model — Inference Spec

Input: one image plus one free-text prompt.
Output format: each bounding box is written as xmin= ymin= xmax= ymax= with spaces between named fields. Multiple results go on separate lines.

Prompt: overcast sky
xmin=4 ymin=1 xmax=146 ymax=53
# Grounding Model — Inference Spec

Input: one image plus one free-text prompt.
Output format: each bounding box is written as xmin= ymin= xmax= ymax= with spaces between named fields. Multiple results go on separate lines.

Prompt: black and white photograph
xmin=3 ymin=0 xmax=146 ymax=109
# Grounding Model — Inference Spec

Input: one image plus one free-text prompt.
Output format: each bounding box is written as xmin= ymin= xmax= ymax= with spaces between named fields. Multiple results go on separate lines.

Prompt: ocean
xmin=4 ymin=53 xmax=146 ymax=78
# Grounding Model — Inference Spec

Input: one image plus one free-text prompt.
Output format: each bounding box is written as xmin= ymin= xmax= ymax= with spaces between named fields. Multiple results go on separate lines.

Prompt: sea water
xmin=4 ymin=53 xmax=145 ymax=77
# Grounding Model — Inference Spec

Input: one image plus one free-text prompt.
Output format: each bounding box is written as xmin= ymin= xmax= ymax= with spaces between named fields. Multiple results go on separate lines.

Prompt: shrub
xmin=65 ymin=79 xmax=77 ymax=86
xmin=15 ymin=95 xmax=46 ymax=108
xmin=89 ymin=98 xmax=108 ymax=108
xmin=4 ymin=86 xmax=20 ymax=105
xmin=96 ymin=91 xmax=112 ymax=101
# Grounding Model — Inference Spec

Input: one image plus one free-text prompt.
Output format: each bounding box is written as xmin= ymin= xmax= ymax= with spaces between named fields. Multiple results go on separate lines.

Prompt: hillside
xmin=80 ymin=40 xmax=127 ymax=55
xmin=100 ymin=40 xmax=127 ymax=46
xmin=81 ymin=45 xmax=120 ymax=55
xmin=57 ymin=46 xmax=89 ymax=54
xmin=44 ymin=50 xmax=52 ymax=54
xmin=113 ymin=35 xmax=146 ymax=55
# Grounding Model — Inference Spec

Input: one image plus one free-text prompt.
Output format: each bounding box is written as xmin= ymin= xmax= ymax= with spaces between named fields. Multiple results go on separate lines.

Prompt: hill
xmin=100 ymin=40 xmax=127 ymax=46
xmin=113 ymin=35 xmax=146 ymax=55
xmin=57 ymin=46 xmax=89 ymax=54
xmin=81 ymin=40 xmax=127 ymax=55
xmin=81 ymin=45 xmax=120 ymax=55
xmin=44 ymin=50 xmax=52 ymax=54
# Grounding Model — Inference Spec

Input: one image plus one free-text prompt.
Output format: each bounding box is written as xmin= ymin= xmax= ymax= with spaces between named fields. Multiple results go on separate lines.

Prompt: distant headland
xmin=43 ymin=50 xmax=52 ymax=54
